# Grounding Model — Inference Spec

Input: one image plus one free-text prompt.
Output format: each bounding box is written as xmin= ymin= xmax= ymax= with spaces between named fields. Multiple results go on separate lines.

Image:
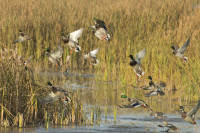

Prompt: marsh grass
xmin=0 ymin=47 xmax=85 ymax=127
xmin=0 ymin=0 xmax=200 ymax=98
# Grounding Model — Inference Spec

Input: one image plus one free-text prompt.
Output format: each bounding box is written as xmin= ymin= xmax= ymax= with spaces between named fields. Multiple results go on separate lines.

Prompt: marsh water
xmin=1 ymin=69 xmax=200 ymax=133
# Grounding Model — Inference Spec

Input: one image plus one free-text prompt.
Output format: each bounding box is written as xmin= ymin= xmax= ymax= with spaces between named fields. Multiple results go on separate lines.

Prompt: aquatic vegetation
xmin=0 ymin=0 xmax=199 ymax=99
xmin=0 ymin=0 xmax=200 ymax=130
xmin=0 ymin=48 xmax=85 ymax=127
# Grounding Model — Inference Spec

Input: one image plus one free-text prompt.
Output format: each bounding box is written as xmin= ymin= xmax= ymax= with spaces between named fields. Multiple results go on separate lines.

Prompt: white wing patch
xmin=69 ymin=28 xmax=83 ymax=43
xmin=90 ymin=48 xmax=100 ymax=57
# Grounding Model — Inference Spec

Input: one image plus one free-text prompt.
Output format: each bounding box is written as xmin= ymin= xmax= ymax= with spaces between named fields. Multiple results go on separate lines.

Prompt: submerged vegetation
xmin=0 ymin=0 xmax=200 ymax=128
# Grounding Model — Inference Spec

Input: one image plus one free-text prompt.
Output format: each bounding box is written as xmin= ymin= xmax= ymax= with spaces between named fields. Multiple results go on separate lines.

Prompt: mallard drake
xmin=44 ymin=45 xmax=63 ymax=67
xmin=13 ymin=30 xmax=31 ymax=44
xmin=158 ymin=121 xmax=180 ymax=133
xmin=149 ymin=108 xmax=166 ymax=119
xmin=132 ymin=76 xmax=166 ymax=91
xmin=138 ymin=76 xmax=166 ymax=97
xmin=118 ymin=95 xmax=150 ymax=109
xmin=171 ymin=37 xmax=190 ymax=62
xmin=83 ymin=48 xmax=100 ymax=65
xmin=177 ymin=100 xmax=200 ymax=124
xmin=89 ymin=18 xmax=110 ymax=41
xmin=39 ymin=82 xmax=71 ymax=104
xmin=61 ymin=28 xmax=83 ymax=54
xmin=129 ymin=48 xmax=146 ymax=80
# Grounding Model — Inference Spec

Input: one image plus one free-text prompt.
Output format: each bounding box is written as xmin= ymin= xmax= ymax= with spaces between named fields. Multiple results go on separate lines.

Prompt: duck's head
xmin=178 ymin=106 xmax=184 ymax=111
xmin=171 ymin=46 xmax=175 ymax=50
xmin=121 ymin=95 xmax=128 ymax=99
xmin=19 ymin=30 xmax=23 ymax=32
xmin=44 ymin=48 xmax=50 ymax=53
xmin=129 ymin=55 xmax=134 ymax=60
xmin=60 ymin=33 xmax=65 ymax=37
xmin=47 ymin=81 xmax=53 ymax=87
xmin=148 ymin=76 xmax=152 ymax=80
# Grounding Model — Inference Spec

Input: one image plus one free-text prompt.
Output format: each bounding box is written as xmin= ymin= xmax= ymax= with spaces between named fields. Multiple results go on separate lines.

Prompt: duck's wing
xmin=178 ymin=37 xmax=190 ymax=54
xmin=135 ymin=48 xmax=146 ymax=64
xmin=187 ymin=100 xmax=200 ymax=117
xmin=158 ymin=90 xmax=165 ymax=96
xmin=142 ymin=86 xmax=154 ymax=90
xmin=51 ymin=45 xmax=63 ymax=59
xmin=130 ymin=101 xmax=141 ymax=108
xmin=94 ymin=19 xmax=107 ymax=31
xmin=118 ymin=104 xmax=135 ymax=108
xmin=90 ymin=48 xmax=100 ymax=57
xmin=39 ymin=92 xmax=59 ymax=103
xmin=158 ymin=81 xmax=167 ymax=88
xmin=145 ymin=91 xmax=158 ymax=97
xmin=13 ymin=36 xmax=25 ymax=44
xmin=69 ymin=28 xmax=83 ymax=43
xmin=89 ymin=26 xmax=96 ymax=31
xmin=131 ymin=85 xmax=147 ymax=90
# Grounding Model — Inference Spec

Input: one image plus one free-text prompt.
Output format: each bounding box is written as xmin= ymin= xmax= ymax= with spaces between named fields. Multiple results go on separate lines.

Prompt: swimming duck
xmin=129 ymin=48 xmax=146 ymax=81
xmin=13 ymin=30 xmax=31 ymax=44
xmin=83 ymin=48 xmax=100 ymax=65
xmin=39 ymin=82 xmax=71 ymax=104
xmin=171 ymin=37 xmax=190 ymax=62
xmin=89 ymin=18 xmax=110 ymax=41
xmin=118 ymin=95 xmax=150 ymax=109
xmin=61 ymin=28 xmax=83 ymax=54
xmin=44 ymin=45 xmax=63 ymax=67
xmin=177 ymin=100 xmax=200 ymax=124
xmin=158 ymin=121 xmax=180 ymax=133
xmin=149 ymin=108 xmax=166 ymax=119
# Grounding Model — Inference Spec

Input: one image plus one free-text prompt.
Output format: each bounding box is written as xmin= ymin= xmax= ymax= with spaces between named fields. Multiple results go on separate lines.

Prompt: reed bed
xmin=0 ymin=47 xmax=85 ymax=127
xmin=0 ymin=0 xmax=200 ymax=127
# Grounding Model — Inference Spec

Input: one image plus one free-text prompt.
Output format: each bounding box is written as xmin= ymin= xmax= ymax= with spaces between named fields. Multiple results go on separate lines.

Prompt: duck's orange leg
xmin=70 ymin=49 xmax=73 ymax=55
xmin=56 ymin=63 xmax=60 ymax=68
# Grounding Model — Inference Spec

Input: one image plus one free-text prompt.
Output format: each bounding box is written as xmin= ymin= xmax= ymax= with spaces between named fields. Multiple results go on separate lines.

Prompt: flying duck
xmin=61 ymin=28 xmax=83 ymax=54
xmin=89 ymin=18 xmax=110 ymax=41
xmin=177 ymin=100 xmax=200 ymax=124
xmin=83 ymin=48 xmax=100 ymax=65
xmin=44 ymin=45 xmax=63 ymax=67
xmin=13 ymin=30 xmax=31 ymax=44
xmin=171 ymin=37 xmax=190 ymax=62
xmin=129 ymin=48 xmax=146 ymax=81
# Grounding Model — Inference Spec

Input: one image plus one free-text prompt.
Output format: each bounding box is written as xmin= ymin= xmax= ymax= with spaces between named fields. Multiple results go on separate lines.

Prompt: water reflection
xmin=2 ymin=70 xmax=199 ymax=132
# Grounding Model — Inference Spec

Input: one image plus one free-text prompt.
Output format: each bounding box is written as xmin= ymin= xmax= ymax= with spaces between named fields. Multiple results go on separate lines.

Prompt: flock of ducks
xmin=12 ymin=18 xmax=110 ymax=110
xmin=12 ymin=18 xmax=200 ymax=132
